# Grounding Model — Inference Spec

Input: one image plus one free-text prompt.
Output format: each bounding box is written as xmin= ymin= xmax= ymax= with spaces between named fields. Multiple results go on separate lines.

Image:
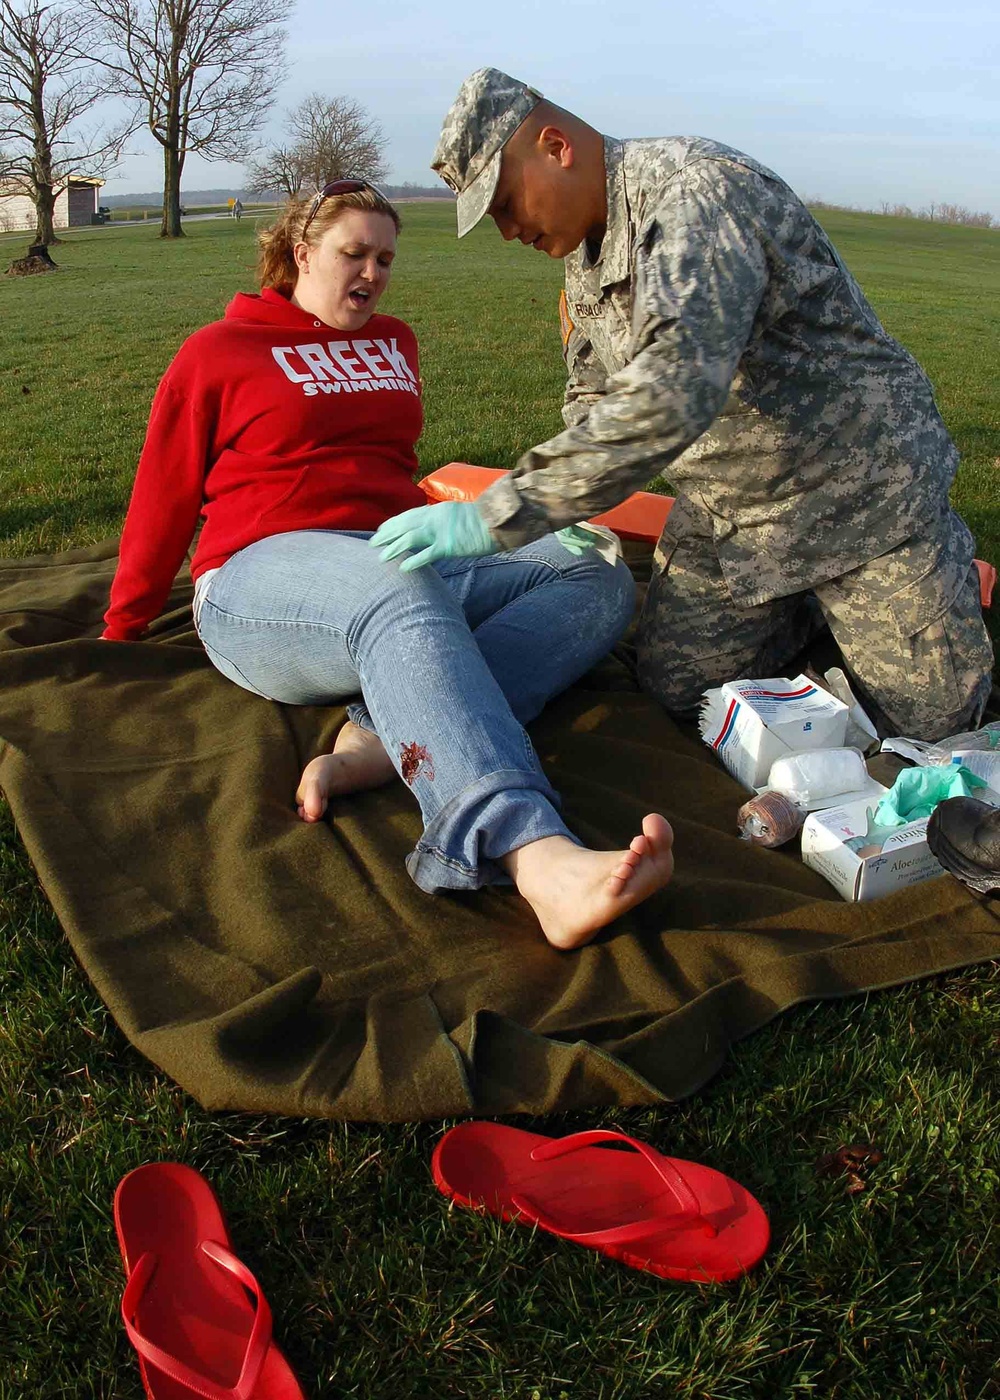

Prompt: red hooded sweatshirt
xmin=102 ymin=288 xmax=427 ymax=640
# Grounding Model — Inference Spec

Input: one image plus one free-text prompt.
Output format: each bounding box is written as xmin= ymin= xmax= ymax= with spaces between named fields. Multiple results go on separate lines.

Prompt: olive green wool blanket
xmin=1 ymin=538 xmax=997 ymax=1121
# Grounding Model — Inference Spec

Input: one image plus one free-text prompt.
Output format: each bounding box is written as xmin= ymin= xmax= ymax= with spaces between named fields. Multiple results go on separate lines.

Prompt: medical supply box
xmin=800 ymin=799 xmax=943 ymax=901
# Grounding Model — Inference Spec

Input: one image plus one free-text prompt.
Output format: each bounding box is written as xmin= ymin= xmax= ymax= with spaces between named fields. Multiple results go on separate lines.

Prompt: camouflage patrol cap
xmin=432 ymin=67 xmax=544 ymax=237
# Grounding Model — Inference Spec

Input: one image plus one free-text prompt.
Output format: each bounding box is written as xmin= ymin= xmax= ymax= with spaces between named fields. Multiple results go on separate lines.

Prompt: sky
xmin=102 ymin=0 xmax=1000 ymax=216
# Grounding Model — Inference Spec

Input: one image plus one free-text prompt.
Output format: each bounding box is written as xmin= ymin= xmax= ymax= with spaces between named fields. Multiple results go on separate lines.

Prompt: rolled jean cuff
xmin=346 ymin=700 xmax=376 ymax=734
xmin=405 ymin=767 xmax=574 ymax=893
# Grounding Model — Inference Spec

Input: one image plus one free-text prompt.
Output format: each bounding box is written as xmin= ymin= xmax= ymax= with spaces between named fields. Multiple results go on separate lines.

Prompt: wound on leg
xmin=400 ymin=741 xmax=435 ymax=784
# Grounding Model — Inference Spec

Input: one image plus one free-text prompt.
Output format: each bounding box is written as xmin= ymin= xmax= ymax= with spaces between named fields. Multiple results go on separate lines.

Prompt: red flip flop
xmin=432 ymin=1124 xmax=769 ymax=1283
xmin=114 ymin=1162 xmax=307 ymax=1399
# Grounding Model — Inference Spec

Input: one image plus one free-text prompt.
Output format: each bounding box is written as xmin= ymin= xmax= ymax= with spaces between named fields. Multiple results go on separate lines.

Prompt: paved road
xmin=0 ymin=210 xmax=277 ymax=247
xmin=181 ymin=208 xmax=280 ymax=222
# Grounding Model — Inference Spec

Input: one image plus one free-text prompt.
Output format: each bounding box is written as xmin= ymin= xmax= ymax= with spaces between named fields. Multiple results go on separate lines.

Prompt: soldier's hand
xmin=370 ymin=502 xmax=499 ymax=572
xmin=555 ymin=525 xmax=602 ymax=556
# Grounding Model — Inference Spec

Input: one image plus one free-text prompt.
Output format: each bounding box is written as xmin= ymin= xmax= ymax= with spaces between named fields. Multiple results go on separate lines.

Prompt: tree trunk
xmin=161 ymin=142 xmax=184 ymax=238
xmin=32 ymin=118 xmax=61 ymax=245
xmin=34 ymin=181 xmax=59 ymax=246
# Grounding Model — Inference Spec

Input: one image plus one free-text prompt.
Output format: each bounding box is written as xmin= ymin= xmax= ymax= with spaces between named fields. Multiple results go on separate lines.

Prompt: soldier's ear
xmin=537 ymin=125 xmax=574 ymax=168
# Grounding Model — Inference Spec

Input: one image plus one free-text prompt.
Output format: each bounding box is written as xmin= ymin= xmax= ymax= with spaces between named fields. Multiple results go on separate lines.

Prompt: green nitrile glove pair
xmin=370 ymin=502 xmax=603 ymax=572
xmin=873 ymin=764 xmax=989 ymax=826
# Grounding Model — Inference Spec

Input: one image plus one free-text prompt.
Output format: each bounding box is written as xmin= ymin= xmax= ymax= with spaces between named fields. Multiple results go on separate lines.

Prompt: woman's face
xmin=292 ymin=209 xmax=397 ymax=331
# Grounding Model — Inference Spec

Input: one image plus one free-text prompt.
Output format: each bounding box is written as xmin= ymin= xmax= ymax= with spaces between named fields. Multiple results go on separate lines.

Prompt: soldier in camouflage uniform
xmin=426 ymin=66 xmax=993 ymax=741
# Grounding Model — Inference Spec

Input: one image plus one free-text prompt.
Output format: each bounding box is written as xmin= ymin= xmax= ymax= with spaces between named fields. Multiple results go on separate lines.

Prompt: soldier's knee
xmin=889 ymin=667 xmax=992 ymax=742
xmin=635 ymin=643 xmax=716 ymax=716
xmin=852 ymin=626 xmax=993 ymax=741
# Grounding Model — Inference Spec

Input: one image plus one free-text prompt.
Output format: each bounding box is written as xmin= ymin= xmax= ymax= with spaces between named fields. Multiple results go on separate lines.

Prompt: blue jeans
xmin=194 ymin=529 xmax=636 ymax=892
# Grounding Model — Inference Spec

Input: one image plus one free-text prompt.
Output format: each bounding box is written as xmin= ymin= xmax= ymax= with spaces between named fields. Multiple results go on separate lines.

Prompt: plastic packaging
xmin=737 ymin=791 xmax=807 ymax=847
xmin=947 ymin=750 xmax=1000 ymax=791
xmin=881 ymin=719 xmax=1000 ymax=767
xmin=766 ymin=748 xmax=868 ymax=805
xmin=823 ymin=668 xmax=879 ymax=754
xmin=939 ymin=722 xmax=1000 ymax=753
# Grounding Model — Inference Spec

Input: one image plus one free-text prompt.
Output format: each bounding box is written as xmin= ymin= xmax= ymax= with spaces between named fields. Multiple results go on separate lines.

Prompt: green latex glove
xmin=370 ymin=502 xmax=498 ymax=573
xmin=555 ymin=524 xmax=602 ymax=556
xmin=873 ymin=763 xmax=989 ymax=827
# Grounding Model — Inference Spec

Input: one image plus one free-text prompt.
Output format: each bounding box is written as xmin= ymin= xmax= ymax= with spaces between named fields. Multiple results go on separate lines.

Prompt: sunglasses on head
xmin=300 ymin=178 xmax=388 ymax=238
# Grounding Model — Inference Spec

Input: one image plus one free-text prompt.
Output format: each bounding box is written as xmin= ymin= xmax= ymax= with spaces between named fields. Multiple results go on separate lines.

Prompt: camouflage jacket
xmin=476 ymin=136 xmax=960 ymax=605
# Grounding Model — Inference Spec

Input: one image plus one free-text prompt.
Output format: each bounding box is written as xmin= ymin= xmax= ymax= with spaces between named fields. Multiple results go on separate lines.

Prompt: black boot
xmin=926 ymin=797 xmax=1000 ymax=894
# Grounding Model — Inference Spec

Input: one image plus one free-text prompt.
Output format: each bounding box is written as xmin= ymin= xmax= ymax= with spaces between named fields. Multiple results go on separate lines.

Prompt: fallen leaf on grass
xmin=815 ymin=1143 xmax=884 ymax=1193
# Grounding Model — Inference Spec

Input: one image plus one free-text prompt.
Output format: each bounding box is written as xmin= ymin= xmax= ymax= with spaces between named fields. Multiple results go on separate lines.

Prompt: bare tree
xmin=244 ymin=139 xmax=302 ymax=198
xmin=246 ymin=92 xmax=387 ymax=200
xmin=0 ymin=0 xmax=127 ymax=245
xmin=291 ymin=93 xmax=387 ymax=192
xmin=84 ymin=0 xmax=292 ymax=238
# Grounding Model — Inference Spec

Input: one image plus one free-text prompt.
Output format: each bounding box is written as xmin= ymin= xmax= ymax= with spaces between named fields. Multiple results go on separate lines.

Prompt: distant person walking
xmin=232 ymin=197 xmax=243 ymax=221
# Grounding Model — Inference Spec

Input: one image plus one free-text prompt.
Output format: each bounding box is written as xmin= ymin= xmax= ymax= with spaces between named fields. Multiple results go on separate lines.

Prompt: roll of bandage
xmin=767 ymin=748 xmax=868 ymax=806
xmin=737 ymin=791 xmax=806 ymax=847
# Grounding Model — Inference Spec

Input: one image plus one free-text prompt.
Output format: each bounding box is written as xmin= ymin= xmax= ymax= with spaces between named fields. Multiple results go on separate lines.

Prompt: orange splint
xmin=420 ymin=462 xmax=995 ymax=609
xmin=420 ymin=463 xmax=676 ymax=542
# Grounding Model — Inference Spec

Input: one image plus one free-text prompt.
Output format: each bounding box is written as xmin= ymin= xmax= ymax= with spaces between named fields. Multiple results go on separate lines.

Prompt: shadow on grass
xmin=0 ymin=494 xmax=124 ymax=554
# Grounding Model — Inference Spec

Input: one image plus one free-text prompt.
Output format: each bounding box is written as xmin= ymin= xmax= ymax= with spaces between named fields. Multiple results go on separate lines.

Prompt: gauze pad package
xmin=700 ymin=675 xmax=849 ymax=790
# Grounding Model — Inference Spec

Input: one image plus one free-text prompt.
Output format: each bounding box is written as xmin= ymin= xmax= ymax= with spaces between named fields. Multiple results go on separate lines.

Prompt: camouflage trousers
xmin=636 ymin=507 xmax=994 ymax=741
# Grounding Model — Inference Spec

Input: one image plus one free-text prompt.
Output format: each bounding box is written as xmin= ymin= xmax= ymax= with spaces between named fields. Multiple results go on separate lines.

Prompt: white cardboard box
xmin=801 ymin=798 xmax=945 ymax=901
xmin=700 ymin=675 xmax=849 ymax=790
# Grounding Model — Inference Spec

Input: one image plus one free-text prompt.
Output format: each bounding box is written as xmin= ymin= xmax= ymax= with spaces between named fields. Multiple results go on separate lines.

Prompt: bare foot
xmin=295 ymin=720 xmax=396 ymax=821
xmin=501 ymin=813 xmax=674 ymax=950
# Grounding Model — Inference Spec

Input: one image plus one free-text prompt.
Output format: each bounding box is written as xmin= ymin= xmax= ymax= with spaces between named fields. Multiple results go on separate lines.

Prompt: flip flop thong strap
xmin=509 ymin=1191 xmax=716 ymax=1248
xmin=121 ymin=1243 xmax=273 ymax=1400
xmin=529 ymin=1120 xmax=708 ymax=1232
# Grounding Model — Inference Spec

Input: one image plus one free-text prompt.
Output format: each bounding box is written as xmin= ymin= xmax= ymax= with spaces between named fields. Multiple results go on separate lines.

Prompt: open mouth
xmin=348 ymin=288 xmax=371 ymax=308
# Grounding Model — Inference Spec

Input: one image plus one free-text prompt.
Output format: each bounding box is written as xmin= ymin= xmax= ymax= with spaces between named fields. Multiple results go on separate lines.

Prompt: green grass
xmin=1 ymin=205 xmax=999 ymax=1398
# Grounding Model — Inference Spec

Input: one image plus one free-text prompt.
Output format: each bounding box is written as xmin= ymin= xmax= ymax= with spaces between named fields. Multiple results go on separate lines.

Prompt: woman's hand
xmin=370 ymin=502 xmax=499 ymax=572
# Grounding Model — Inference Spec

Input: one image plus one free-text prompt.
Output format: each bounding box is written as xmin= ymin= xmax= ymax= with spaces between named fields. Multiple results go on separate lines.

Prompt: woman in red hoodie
xmin=102 ymin=183 xmax=674 ymax=947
